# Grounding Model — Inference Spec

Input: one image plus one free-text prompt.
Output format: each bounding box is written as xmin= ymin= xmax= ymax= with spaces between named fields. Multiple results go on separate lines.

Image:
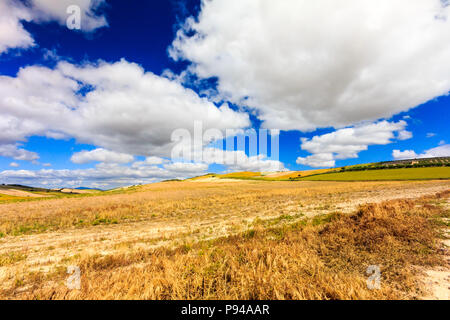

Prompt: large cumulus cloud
xmin=0 ymin=59 xmax=250 ymax=158
xmin=170 ymin=0 xmax=450 ymax=131
xmin=393 ymin=144 xmax=450 ymax=160
xmin=296 ymin=120 xmax=410 ymax=167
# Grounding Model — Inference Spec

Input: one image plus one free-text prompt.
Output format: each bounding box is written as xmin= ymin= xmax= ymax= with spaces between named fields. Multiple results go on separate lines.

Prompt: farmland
xmin=0 ymin=179 xmax=449 ymax=299
xmin=298 ymin=167 xmax=450 ymax=181
xmin=0 ymin=184 xmax=102 ymax=204
xmin=191 ymin=159 xmax=450 ymax=182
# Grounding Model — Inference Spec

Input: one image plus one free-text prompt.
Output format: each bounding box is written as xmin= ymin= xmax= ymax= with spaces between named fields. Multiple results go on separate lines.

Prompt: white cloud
xmin=422 ymin=144 xmax=450 ymax=158
xmin=0 ymin=144 xmax=39 ymax=161
xmin=71 ymin=148 xmax=134 ymax=164
xmin=392 ymin=149 xmax=418 ymax=160
xmin=163 ymin=162 xmax=208 ymax=173
xmin=426 ymin=132 xmax=436 ymax=138
xmin=393 ymin=144 xmax=450 ymax=160
xmin=9 ymin=162 xmax=19 ymax=168
xmin=204 ymin=148 xmax=285 ymax=172
xmin=144 ymin=156 xmax=165 ymax=165
xmin=0 ymin=114 xmax=48 ymax=146
xmin=171 ymin=0 xmax=450 ymax=131
xmin=29 ymin=0 xmax=108 ymax=32
xmin=0 ymin=0 xmax=34 ymax=54
xmin=0 ymin=148 xmax=286 ymax=188
xmin=226 ymin=156 xmax=284 ymax=172
xmin=0 ymin=0 xmax=107 ymax=54
xmin=296 ymin=153 xmax=335 ymax=168
xmin=0 ymin=160 xmax=210 ymax=189
xmin=0 ymin=144 xmax=283 ymax=188
xmin=172 ymin=145 xmax=285 ymax=172
xmin=130 ymin=156 xmax=166 ymax=168
xmin=397 ymin=130 xmax=413 ymax=140
xmin=0 ymin=59 xmax=250 ymax=159
xmin=296 ymin=120 xmax=407 ymax=167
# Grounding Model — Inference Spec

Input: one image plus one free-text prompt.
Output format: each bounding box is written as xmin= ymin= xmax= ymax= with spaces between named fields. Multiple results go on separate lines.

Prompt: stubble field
xmin=0 ymin=179 xmax=449 ymax=299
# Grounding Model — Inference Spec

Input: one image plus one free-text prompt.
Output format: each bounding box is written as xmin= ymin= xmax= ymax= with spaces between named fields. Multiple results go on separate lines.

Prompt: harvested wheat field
xmin=0 ymin=189 xmax=48 ymax=198
xmin=0 ymin=180 xmax=449 ymax=300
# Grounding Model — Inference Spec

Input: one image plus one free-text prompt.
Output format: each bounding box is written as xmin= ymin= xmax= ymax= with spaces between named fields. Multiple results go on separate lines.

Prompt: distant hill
xmin=188 ymin=156 xmax=450 ymax=182
xmin=0 ymin=184 xmax=103 ymax=202
xmin=0 ymin=184 xmax=52 ymax=192
xmin=338 ymin=156 xmax=450 ymax=172
xmin=379 ymin=156 xmax=450 ymax=166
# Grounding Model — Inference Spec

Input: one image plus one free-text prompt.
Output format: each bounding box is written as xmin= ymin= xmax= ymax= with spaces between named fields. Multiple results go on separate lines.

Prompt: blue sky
xmin=0 ymin=0 xmax=449 ymax=188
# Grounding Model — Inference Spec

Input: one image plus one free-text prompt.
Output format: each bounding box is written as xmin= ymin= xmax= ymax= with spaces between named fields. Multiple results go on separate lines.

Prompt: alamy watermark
xmin=66 ymin=265 xmax=81 ymax=290
xmin=366 ymin=265 xmax=381 ymax=290
xmin=170 ymin=121 xmax=281 ymax=170
xmin=66 ymin=5 xmax=81 ymax=30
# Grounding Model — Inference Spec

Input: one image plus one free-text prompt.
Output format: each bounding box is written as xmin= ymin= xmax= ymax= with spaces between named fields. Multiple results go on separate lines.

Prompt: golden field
xmin=188 ymin=166 xmax=450 ymax=181
xmin=0 ymin=179 xmax=449 ymax=299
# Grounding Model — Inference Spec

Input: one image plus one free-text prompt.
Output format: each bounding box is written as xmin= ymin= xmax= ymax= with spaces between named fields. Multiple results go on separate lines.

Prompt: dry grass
xmin=219 ymin=171 xmax=262 ymax=178
xmin=209 ymin=169 xmax=335 ymax=180
xmin=300 ymin=167 xmax=450 ymax=181
xmin=3 ymin=190 xmax=448 ymax=300
xmin=0 ymin=180 xmax=448 ymax=300
xmin=197 ymin=167 xmax=450 ymax=181
xmin=1 ymin=180 xmax=448 ymax=237
xmin=0 ymin=252 xmax=27 ymax=267
xmin=269 ymin=169 xmax=334 ymax=179
xmin=0 ymin=189 xmax=48 ymax=198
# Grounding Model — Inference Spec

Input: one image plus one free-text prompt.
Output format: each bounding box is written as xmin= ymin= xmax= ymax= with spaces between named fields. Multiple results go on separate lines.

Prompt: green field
xmin=298 ymin=167 xmax=450 ymax=181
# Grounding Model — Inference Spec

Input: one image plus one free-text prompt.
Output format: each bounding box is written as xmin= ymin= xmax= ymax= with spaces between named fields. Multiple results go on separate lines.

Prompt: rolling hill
xmin=189 ymin=157 xmax=450 ymax=182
